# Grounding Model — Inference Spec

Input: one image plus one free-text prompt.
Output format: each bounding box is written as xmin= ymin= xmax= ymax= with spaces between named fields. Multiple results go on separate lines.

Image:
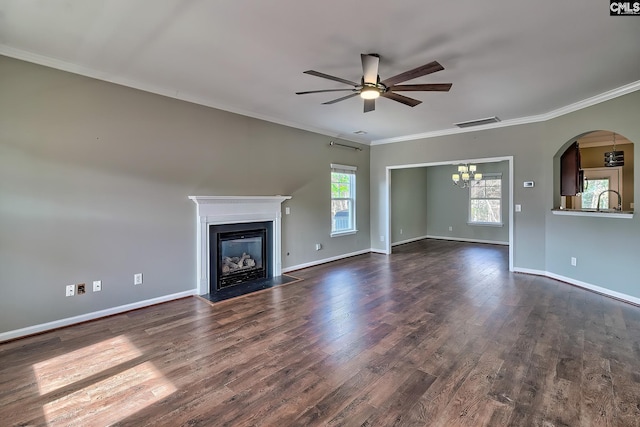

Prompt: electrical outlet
xmin=285 ymin=207 xmax=290 ymax=215
xmin=515 ymin=204 xmax=522 ymax=212
xmin=571 ymin=257 xmax=577 ymax=267
xmin=76 ymin=283 xmax=86 ymax=295
xmin=315 ymin=243 xmax=322 ymax=250
xmin=448 ymin=226 xmax=453 ymax=232
xmin=400 ymin=228 xmax=403 ymax=235
xmin=65 ymin=285 xmax=75 ymax=297
xmin=93 ymin=280 xmax=102 ymax=292
xmin=134 ymin=273 xmax=143 ymax=285
xmin=380 ymin=235 xmax=385 ymax=242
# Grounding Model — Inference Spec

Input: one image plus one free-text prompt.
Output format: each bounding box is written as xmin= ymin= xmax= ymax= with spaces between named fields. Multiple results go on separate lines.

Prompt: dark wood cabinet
xmin=561 ymin=141 xmax=583 ymax=196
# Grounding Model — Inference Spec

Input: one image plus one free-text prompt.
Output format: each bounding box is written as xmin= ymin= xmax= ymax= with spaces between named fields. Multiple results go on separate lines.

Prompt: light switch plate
xmin=515 ymin=204 xmax=522 ymax=212
xmin=65 ymin=285 xmax=75 ymax=297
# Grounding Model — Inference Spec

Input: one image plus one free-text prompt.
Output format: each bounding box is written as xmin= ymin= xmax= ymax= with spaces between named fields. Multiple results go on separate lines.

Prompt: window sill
xmin=467 ymin=222 xmax=503 ymax=227
xmin=331 ymin=230 xmax=358 ymax=237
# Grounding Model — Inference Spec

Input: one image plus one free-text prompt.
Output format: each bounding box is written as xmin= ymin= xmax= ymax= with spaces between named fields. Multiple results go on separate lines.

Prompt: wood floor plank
xmin=1 ymin=239 xmax=639 ymax=426
xmin=430 ymin=343 xmax=506 ymax=427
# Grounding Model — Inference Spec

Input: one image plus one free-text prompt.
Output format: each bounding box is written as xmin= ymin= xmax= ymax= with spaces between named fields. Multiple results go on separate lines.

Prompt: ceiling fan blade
xmin=361 ymin=54 xmax=380 ymax=84
xmin=322 ymin=93 xmax=360 ymax=105
xmin=364 ymin=98 xmax=375 ymax=113
xmin=389 ymin=83 xmax=452 ymax=92
xmin=303 ymin=70 xmax=359 ymax=87
xmin=296 ymin=89 xmax=357 ymax=95
xmin=381 ymin=91 xmax=422 ymax=107
xmin=381 ymin=61 xmax=444 ymax=87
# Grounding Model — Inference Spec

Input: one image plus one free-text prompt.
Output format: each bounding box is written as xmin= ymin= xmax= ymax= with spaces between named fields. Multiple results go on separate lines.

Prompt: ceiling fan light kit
xmin=360 ymin=85 xmax=381 ymax=99
xmin=296 ymin=53 xmax=452 ymax=112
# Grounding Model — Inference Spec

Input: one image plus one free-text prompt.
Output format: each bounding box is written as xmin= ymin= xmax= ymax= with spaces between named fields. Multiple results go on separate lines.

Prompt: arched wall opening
xmin=553 ymin=130 xmax=634 ymax=212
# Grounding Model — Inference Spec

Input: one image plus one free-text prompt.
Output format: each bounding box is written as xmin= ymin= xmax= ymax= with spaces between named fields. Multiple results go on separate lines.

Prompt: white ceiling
xmin=1 ymin=0 xmax=639 ymax=144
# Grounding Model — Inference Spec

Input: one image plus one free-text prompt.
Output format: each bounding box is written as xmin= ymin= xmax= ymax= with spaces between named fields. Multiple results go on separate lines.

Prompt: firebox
xmin=209 ymin=221 xmax=273 ymax=294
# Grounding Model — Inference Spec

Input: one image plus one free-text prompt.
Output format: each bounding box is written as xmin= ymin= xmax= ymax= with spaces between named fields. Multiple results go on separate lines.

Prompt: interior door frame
xmin=384 ymin=155 xmax=514 ymax=272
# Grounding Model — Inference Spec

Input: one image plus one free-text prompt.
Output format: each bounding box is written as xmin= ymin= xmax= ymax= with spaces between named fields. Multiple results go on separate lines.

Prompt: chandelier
xmin=604 ymin=132 xmax=624 ymax=167
xmin=452 ymin=164 xmax=482 ymax=188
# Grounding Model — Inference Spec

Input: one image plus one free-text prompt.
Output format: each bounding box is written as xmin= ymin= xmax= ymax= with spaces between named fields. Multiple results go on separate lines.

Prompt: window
xmin=578 ymin=167 xmax=622 ymax=210
xmin=469 ymin=173 xmax=502 ymax=225
xmin=581 ymin=179 xmax=610 ymax=209
xmin=331 ymin=164 xmax=356 ymax=235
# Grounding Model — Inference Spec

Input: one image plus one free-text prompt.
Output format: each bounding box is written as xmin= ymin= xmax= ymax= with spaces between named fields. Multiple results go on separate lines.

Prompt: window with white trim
xmin=469 ymin=173 xmax=502 ymax=225
xmin=331 ymin=164 xmax=357 ymax=235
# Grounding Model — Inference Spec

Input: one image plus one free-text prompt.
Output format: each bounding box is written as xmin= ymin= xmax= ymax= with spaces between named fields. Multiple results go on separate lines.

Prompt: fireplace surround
xmin=189 ymin=196 xmax=291 ymax=296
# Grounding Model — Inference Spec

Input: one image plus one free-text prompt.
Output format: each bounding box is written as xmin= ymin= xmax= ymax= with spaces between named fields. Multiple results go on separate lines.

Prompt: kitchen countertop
xmin=551 ymin=208 xmax=634 ymax=219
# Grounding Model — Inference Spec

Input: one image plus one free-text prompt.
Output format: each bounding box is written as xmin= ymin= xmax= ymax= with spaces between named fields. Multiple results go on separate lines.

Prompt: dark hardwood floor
xmin=2 ymin=239 xmax=639 ymax=426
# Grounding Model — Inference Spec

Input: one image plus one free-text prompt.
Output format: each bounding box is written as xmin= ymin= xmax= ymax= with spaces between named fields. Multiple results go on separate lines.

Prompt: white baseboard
xmin=6 ymin=263 xmax=636 ymax=343
xmin=0 ymin=290 xmax=197 ymax=343
xmin=283 ymin=249 xmax=371 ymax=273
xmin=370 ymin=248 xmax=389 ymax=255
xmin=391 ymin=235 xmax=430 ymax=247
xmin=426 ymin=235 xmax=509 ymax=246
xmin=512 ymin=267 xmax=546 ymax=276
xmin=513 ymin=267 xmax=640 ymax=306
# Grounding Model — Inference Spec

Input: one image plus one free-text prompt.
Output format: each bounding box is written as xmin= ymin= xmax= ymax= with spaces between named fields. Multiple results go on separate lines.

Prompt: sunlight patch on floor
xmin=33 ymin=335 xmax=143 ymax=394
xmin=41 ymin=361 xmax=176 ymax=425
xmin=32 ymin=335 xmax=176 ymax=425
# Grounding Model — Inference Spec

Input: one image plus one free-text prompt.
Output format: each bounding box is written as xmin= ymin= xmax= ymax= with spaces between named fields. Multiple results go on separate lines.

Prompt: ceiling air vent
xmin=454 ymin=116 xmax=501 ymax=128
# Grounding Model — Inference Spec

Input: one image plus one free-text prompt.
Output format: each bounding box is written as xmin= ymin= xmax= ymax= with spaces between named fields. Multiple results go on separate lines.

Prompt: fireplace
xmin=209 ymin=221 xmax=273 ymax=292
xmin=189 ymin=195 xmax=291 ymax=298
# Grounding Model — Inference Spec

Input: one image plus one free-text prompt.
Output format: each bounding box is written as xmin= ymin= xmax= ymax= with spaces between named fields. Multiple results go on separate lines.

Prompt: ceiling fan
xmin=296 ymin=54 xmax=452 ymax=113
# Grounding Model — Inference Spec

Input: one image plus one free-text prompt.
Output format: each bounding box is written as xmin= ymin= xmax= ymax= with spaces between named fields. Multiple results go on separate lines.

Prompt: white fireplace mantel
xmin=189 ymin=196 xmax=291 ymax=295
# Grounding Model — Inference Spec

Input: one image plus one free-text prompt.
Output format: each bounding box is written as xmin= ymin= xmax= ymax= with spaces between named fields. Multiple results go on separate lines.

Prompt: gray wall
xmin=426 ymin=162 xmax=509 ymax=243
xmin=3 ymin=53 xmax=639 ymax=335
xmin=390 ymin=168 xmax=429 ymax=244
xmin=0 ymin=56 xmax=370 ymax=334
xmin=545 ymin=93 xmax=640 ymax=297
xmin=371 ymin=91 xmax=640 ymax=299
xmin=371 ymin=123 xmax=545 ymax=270
xmin=390 ymin=162 xmax=509 ymax=246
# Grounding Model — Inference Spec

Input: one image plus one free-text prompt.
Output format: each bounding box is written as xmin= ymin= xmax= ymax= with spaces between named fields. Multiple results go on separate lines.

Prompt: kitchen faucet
xmin=596 ymin=189 xmax=622 ymax=211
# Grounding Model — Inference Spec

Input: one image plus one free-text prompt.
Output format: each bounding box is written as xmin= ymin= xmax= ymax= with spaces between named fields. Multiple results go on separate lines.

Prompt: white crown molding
xmin=371 ymin=80 xmax=640 ymax=145
xmin=371 ymin=116 xmax=544 ymax=145
xmin=3 ymin=45 xmax=639 ymax=147
xmin=0 ymin=45 xmax=369 ymax=145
